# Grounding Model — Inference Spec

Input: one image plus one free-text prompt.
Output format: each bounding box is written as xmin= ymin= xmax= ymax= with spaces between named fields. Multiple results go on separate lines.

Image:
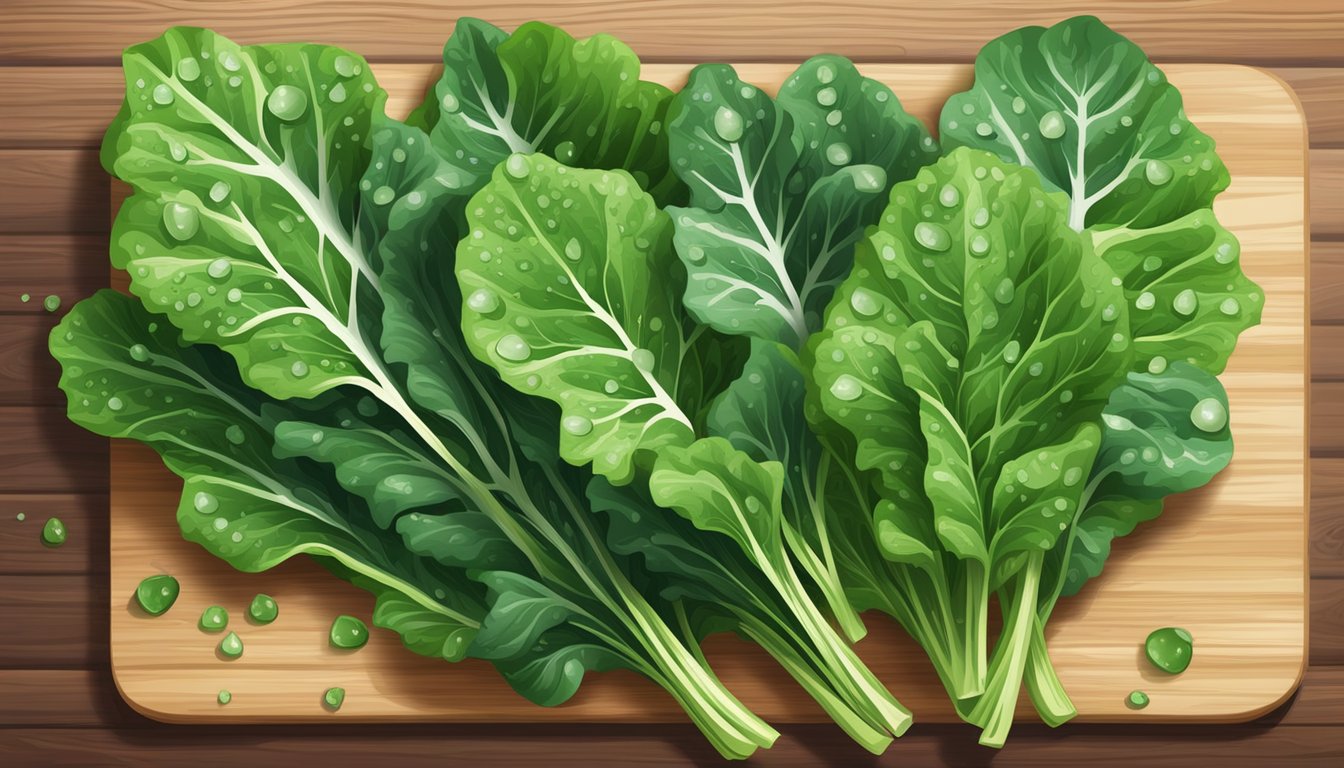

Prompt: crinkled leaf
xmin=368 ymin=584 xmax=478 ymax=662
xmin=472 ymin=571 xmax=583 ymax=661
xmin=50 ymin=290 xmax=485 ymax=650
xmin=491 ymin=627 xmax=628 ymax=707
xmin=457 ymin=154 xmax=737 ymax=484
xmin=647 ymin=437 xmax=788 ymax=572
xmin=815 ymin=149 xmax=1131 ymax=569
xmin=414 ymin=18 xmax=680 ymax=204
xmin=1052 ymin=362 xmax=1233 ymax=596
xmin=102 ymin=28 xmax=392 ymax=399
xmin=940 ymin=15 xmax=1262 ymax=373
xmin=396 ymin=510 xmax=525 ymax=571
xmin=667 ymin=58 xmax=939 ymax=346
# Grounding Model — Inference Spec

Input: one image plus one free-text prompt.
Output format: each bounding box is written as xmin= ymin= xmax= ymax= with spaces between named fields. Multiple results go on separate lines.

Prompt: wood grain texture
xmin=2 ymin=724 xmax=1344 ymax=767
xmin=106 ymin=63 xmax=1309 ymax=727
xmin=0 ymin=407 xmax=107 ymax=492
xmin=1 ymin=1 xmax=1342 ymax=65
xmin=0 ymin=493 xmax=107 ymax=574
xmin=0 ymin=150 xmax=107 ymax=235
xmin=1312 ymin=460 xmax=1344 ymax=576
xmin=0 ymin=315 xmax=65 ymax=405
xmin=1310 ymin=242 xmax=1344 ymax=323
xmin=0 ymin=574 xmax=106 ymax=667
xmin=1312 ymin=149 xmax=1343 ymax=238
xmin=0 ymin=235 xmax=110 ymax=314
xmin=1310 ymin=580 xmax=1344 ymax=665
xmin=1277 ymin=68 xmax=1344 ymax=146
xmin=1311 ymin=382 xmax=1344 ymax=453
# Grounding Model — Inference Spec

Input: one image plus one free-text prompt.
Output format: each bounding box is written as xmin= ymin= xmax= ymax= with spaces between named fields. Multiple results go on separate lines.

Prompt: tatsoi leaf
xmin=414 ymin=18 xmax=680 ymax=204
xmin=50 ymin=290 xmax=486 ymax=649
xmin=396 ymin=510 xmax=525 ymax=571
xmin=370 ymin=587 xmax=479 ymax=663
xmin=648 ymin=438 xmax=788 ymax=571
xmin=472 ymin=572 xmax=583 ymax=661
xmin=491 ymin=627 xmax=627 ymax=707
xmin=102 ymin=28 xmax=390 ymax=399
xmin=667 ymin=59 xmax=939 ymax=347
xmin=1055 ymin=362 xmax=1233 ymax=597
xmin=940 ymin=15 xmax=1262 ymax=373
xmin=815 ymin=149 xmax=1132 ymax=568
xmin=457 ymin=154 xmax=735 ymax=484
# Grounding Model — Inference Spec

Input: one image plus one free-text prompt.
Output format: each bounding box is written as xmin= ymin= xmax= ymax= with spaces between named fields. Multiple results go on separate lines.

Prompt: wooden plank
xmin=0 ymin=150 xmax=106 ymax=235
xmin=1310 ymin=242 xmax=1344 ymax=323
xmin=1277 ymin=667 xmax=1344 ymax=725
xmin=2 ymin=724 xmax=1343 ymax=767
xmin=1312 ymin=149 xmax=1343 ymax=239
xmin=0 ymin=406 xmax=108 ymax=493
xmin=0 ymin=493 xmax=107 ymax=574
xmin=0 ymin=574 xmax=105 ymax=667
xmin=0 ymin=68 xmax=121 ymax=149
xmin=1311 ymin=382 xmax=1344 ymax=454
xmin=0 ymin=235 xmax=109 ymax=315
xmin=1309 ymin=580 xmax=1344 ymax=666
xmin=0 ymin=670 xmax=127 ymax=727
xmin=1313 ymin=325 xmax=1344 ymax=380
xmin=1 ymin=1 xmax=1342 ymax=65
xmin=0 ymin=315 xmax=65 ymax=406
xmin=1275 ymin=68 xmax=1344 ymax=146
xmin=106 ymin=63 xmax=1308 ymax=727
xmin=1312 ymin=460 xmax=1344 ymax=577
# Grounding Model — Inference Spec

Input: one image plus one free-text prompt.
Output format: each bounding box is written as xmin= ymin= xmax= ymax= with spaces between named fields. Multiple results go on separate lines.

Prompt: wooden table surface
xmin=0 ymin=1 xmax=1339 ymax=765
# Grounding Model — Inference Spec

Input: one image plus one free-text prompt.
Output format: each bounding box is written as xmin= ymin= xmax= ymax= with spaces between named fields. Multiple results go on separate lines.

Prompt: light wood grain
xmin=1 ymin=1 xmax=1342 ymax=65
xmin=105 ymin=62 xmax=1308 ymax=727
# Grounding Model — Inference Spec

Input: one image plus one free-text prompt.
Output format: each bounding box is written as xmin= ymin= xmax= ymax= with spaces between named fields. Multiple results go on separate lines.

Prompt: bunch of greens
xmin=50 ymin=13 xmax=1262 ymax=756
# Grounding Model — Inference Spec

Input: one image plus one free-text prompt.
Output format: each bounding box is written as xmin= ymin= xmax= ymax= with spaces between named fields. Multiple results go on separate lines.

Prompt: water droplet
xmin=849 ymin=164 xmax=886 ymax=192
xmin=969 ymin=234 xmax=989 ymax=256
xmin=713 ymin=107 xmax=743 ymax=142
xmin=249 ymin=594 xmax=278 ymax=624
xmin=333 ymin=55 xmax=358 ymax=78
xmin=177 ymin=57 xmax=201 ymax=82
xmin=993 ymin=278 xmax=1015 ymax=304
xmin=1219 ymin=297 xmax=1240 ymax=315
xmin=1028 ymin=361 xmax=1044 ymax=376
xmin=1002 ymin=340 xmax=1021 ymax=364
xmin=467 ymin=288 xmax=499 ymax=314
xmin=135 ymin=575 xmax=180 ymax=616
xmin=1011 ymin=96 xmax=1027 ymax=114
xmin=562 ymin=415 xmax=593 ymax=436
xmin=266 ymin=84 xmax=307 ymax=122
xmin=495 ymin=334 xmax=531 ymax=362
xmin=563 ymin=238 xmax=583 ymax=262
xmin=287 ymin=360 xmax=308 ymax=379
xmin=129 ymin=344 xmax=149 ymax=362
xmin=1126 ymin=690 xmax=1150 ymax=709
xmin=1190 ymin=397 xmax=1227 ymax=433
xmin=328 ymin=82 xmax=347 ymax=103
xmin=975 ymin=122 xmax=993 ymax=137
xmin=971 ymin=207 xmax=990 ymax=228
xmin=218 ymin=631 xmax=244 ymax=658
xmin=1142 ymin=255 xmax=1163 ymax=272
xmin=603 ymin=379 xmax=620 ymax=394
xmin=162 ymin=202 xmax=199 ymax=241
xmin=226 ymin=288 xmax=243 ymax=303
xmin=1145 ymin=159 xmax=1173 ymax=186
xmin=830 ymin=374 xmax=862 ymax=401
xmin=199 ymin=605 xmax=229 ymax=632
xmin=209 ymin=180 xmax=231 ymax=203
xmin=41 ymin=517 xmax=66 ymax=547
xmin=1145 ymin=627 xmax=1193 ymax=674
xmin=913 ymin=222 xmax=950 ymax=252
xmin=826 ymin=142 xmax=852 ymax=165
xmin=323 ymin=687 xmax=346 ymax=710
xmin=107 ymin=396 xmax=124 ymax=411
xmin=43 ymin=294 xmax=62 ymax=312
xmin=1214 ymin=242 xmax=1235 ymax=264
xmin=1038 ymin=111 xmax=1066 ymax=139
xmin=817 ymin=87 xmax=837 ymax=106
xmin=1135 ymin=291 xmax=1155 ymax=310
xmin=220 ymin=51 xmax=242 ymax=72
xmin=152 ymin=83 xmax=175 ymax=105
xmin=1172 ymin=288 xmax=1198 ymax=316
xmin=938 ymin=184 xmax=960 ymax=207
xmin=632 ymin=348 xmax=655 ymax=372
xmin=372 ymin=185 xmax=395 ymax=205
xmin=207 ymin=258 xmax=232 ymax=279
xmin=1148 ymin=355 xmax=1168 ymax=374
xmin=225 ymin=425 xmax=246 ymax=445
xmin=849 ymin=288 xmax=881 ymax=318
xmin=816 ymin=64 xmax=836 ymax=84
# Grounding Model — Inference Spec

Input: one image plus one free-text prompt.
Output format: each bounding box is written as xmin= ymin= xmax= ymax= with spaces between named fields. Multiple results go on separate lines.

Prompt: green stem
xmin=783 ymin=520 xmax=867 ymax=643
xmin=735 ymin=612 xmax=893 ymax=755
xmin=770 ymin=554 xmax=913 ymax=738
xmin=1024 ymin=614 xmax=1075 ymax=727
xmin=957 ymin=559 xmax=989 ymax=699
xmin=966 ymin=551 xmax=1043 ymax=748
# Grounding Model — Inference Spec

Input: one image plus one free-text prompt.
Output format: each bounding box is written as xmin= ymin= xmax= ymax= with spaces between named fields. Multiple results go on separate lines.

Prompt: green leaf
xmin=457 ymin=153 xmax=737 ymax=484
xmin=50 ymin=290 xmax=485 ymax=652
xmin=1054 ymin=362 xmax=1233 ymax=597
xmin=667 ymin=58 xmax=939 ymax=346
xmin=940 ymin=15 xmax=1262 ymax=373
xmin=369 ymin=585 xmax=478 ymax=662
xmin=814 ymin=149 xmax=1132 ymax=569
xmin=415 ymin=18 xmax=680 ymax=204
xmin=647 ymin=438 xmax=788 ymax=572
xmin=102 ymin=28 xmax=393 ymax=399
xmin=396 ymin=510 xmax=525 ymax=571
xmin=472 ymin=571 xmax=584 ymax=661
xmin=490 ymin=627 xmax=627 ymax=707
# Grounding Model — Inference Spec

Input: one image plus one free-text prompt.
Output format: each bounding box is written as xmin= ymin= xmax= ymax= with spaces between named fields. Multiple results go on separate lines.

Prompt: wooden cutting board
xmin=108 ymin=63 xmax=1308 ymax=725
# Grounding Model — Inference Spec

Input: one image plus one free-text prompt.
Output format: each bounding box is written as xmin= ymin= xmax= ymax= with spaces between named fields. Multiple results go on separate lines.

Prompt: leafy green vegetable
xmin=667 ymin=58 xmax=938 ymax=348
xmin=82 ymin=28 xmax=780 ymax=760
xmin=939 ymin=15 xmax=1262 ymax=374
xmin=459 ymin=153 xmax=912 ymax=742
xmin=814 ymin=148 xmax=1133 ymax=744
xmin=411 ymin=18 xmax=681 ymax=204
